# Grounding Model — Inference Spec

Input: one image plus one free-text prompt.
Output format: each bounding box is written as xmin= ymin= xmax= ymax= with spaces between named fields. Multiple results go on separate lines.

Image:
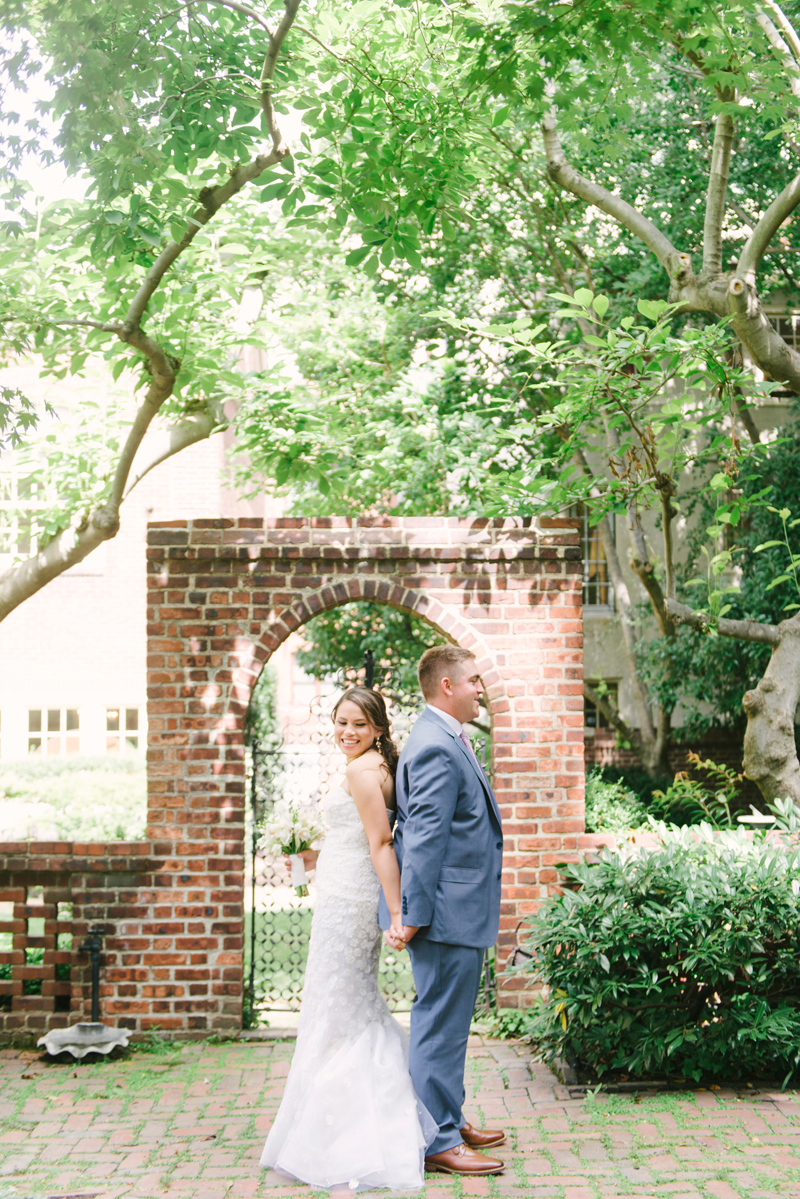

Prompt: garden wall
xmin=0 ymin=516 xmax=583 ymax=1037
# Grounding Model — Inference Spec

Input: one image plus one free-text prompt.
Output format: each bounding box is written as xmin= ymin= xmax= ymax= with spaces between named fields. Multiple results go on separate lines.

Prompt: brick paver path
xmin=1 ymin=1035 xmax=799 ymax=1199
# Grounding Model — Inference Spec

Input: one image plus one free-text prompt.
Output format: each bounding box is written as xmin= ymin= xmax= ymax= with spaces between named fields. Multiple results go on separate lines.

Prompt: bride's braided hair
xmin=332 ymin=686 xmax=400 ymax=778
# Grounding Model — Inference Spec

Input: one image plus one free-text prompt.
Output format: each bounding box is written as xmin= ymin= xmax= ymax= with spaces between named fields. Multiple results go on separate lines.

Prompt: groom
xmin=381 ymin=645 xmax=505 ymax=1176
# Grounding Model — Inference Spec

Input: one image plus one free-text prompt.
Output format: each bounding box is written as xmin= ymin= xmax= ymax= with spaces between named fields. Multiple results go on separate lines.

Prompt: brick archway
xmin=229 ymin=578 xmax=503 ymax=725
xmin=142 ymin=516 xmax=583 ymax=1031
xmin=0 ymin=516 xmax=584 ymax=1041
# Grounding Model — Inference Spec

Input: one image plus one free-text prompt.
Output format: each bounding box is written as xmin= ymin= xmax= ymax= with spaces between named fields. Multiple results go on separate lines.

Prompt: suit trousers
xmin=406 ymin=938 xmax=484 ymax=1155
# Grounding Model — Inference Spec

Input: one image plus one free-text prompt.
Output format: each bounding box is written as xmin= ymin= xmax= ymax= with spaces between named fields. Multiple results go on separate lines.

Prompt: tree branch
xmin=205 ymin=0 xmax=275 ymax=36
xmin=0 ymin=513 xmax=120 ymax=623
xmin=0 ymin=1 xmax=304 ymax=624
xmin=259 ymin=0 xmax=302 ymax=137
xmin=702 ymin=111 xmax=735 ymax=277
xmin=583 ymin=681 xmax=645 ymax=759
xmin=735 ymin=172 xmax=800 ymax=286
xmin=726 ymin=275 xmax=800 ymax=388
xmin=732 ymin=388 xmax=762 ymax=444
xmin=123 ymin=0 xmax=301 ymax=331
xmin=123 ymin=403 xmax=225 ymax=497
xmin=542 ymin=116 xmax=680 ymax=271
xmin=665 ymin=597 xmax=779 ymax=644
xmin=762 ymin=0 xmax=800 ymax=63
xmin=46 ymin=318 xmax=124 ymax=333
xmin=660 ymin=486 xmax=677 ymax=601
xmin=627 ymin=503 xmax=675 ymax=636
xmin=755 ymin=5 xmax=800 ymax=100
xmin=571 ymin=447 xmax=659 ymax=748
xmin=728 ymin=199 xmax=756 ymax=230
xmin=108 ymin=330 xmax=178 ymax=509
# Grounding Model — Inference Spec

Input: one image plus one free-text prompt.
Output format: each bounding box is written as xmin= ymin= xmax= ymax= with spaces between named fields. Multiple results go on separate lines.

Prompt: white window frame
xmin=28 ymin=707 xmax=81 ymax=756
xmin=105 ymin=705 xmax=144 ymax=753
xmin=574 ymin=505 xmax=615 ymax=612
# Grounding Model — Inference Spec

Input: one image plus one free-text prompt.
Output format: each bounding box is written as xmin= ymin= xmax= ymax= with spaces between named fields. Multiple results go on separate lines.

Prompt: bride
xmin=260 ymin=686 xmax=435 ymax=1191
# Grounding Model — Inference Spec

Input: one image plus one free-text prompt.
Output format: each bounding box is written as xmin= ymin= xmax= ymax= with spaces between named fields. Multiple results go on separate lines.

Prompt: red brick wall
xmin=0 ymin=516 xmax=584 ymax=1034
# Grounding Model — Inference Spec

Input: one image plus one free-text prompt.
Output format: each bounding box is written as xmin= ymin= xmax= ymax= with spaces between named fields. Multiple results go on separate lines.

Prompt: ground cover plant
xmin=0 ymin=754 xmax=146 ymax=841
xmin=584 ymin=769 xmax=649 ymax=835
xmin=522 ymin=825 xmax=800 ymax=1084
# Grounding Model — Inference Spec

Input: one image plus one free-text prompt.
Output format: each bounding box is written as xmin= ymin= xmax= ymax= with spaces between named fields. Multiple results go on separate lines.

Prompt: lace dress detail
xmin=260 ymin=786 xmax=434 ymax=1190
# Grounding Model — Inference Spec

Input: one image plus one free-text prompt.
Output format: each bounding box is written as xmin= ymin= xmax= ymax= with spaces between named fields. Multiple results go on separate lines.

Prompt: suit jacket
xmin=379 ymin=707 xmax=503 ymax=949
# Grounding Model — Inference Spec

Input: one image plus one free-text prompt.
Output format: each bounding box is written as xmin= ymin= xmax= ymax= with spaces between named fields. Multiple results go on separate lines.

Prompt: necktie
xmin=459 ymin=730 xmax=477 ymax=759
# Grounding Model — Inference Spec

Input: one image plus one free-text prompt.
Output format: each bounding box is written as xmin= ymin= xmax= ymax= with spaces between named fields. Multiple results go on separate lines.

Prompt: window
xmin=767 ymin=317 xmax=800 ymax=399
xmin=573 ymin=505 xmax=615 ymax=609
xmin=28 ymin=708 xmax=80 ymax=755
xmin=0 ymin=465 xmax=48 ymax=563
xmin=106 ymin=706 xmax=142 ymax=752
xmin=776 ymin=316 xmax=800 ymax=352
xmin=584 ymin=682 xmax=619 ymax=729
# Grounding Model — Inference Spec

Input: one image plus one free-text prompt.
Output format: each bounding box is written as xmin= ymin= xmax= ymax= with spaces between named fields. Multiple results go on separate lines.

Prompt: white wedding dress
xmin=260 ymin=785 xmax=435 ymax=1191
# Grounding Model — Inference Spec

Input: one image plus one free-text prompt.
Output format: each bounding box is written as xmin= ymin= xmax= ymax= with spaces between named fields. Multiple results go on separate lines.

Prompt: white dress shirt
xmin=425 ymin=704 xmax=467 ymax=736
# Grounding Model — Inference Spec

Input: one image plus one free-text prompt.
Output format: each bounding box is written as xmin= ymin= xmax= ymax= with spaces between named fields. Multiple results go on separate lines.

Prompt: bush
xmin=587 ymin=757 xmax=758 ymax=832
xmin=521 ymin=825 xmax=800 ymax=1083
xmin=591 ymin=765 xmax=672 ymax=809
xmin=650 ymin=754 xmax=750 ymax=829
xmin=584 ymin=769 xmax=648 ymax=834
xmin=0 ymin=754 xmax=146 ymax=841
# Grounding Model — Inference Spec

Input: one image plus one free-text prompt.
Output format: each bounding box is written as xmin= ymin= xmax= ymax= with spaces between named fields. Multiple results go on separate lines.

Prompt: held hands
xmin=383 ymin=923 xmax=420 ymax=952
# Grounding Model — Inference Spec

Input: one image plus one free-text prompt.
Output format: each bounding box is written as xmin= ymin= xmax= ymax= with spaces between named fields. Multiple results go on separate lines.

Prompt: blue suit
xmin=380 ymin=707 xmax=503 ymax=1154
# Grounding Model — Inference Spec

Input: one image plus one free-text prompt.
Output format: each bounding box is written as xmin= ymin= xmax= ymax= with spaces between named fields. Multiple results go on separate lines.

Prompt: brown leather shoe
xmin=424 ymin=1142 xmax=504 ymax=1175
xmin=461 ymin=1121 xmax=507 ymax=1149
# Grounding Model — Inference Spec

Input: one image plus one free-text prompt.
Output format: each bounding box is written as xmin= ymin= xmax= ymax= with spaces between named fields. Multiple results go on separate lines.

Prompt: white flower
xmin=258 ymin=800 xmax=324 ymax=856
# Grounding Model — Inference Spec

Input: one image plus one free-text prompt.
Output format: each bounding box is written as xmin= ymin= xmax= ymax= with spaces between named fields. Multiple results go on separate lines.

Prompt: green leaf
xmin=637 ymin=299 xmax=668 ymax=320
xmin=345 ymin=244 xmax=372 ymax=266
xmin=591 ymin=294 xmax=609 ymax=317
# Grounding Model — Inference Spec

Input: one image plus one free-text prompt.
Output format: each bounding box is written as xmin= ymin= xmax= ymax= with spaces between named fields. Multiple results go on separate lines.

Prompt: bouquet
xmin=260 ymin=802 xmax=324 ymax=896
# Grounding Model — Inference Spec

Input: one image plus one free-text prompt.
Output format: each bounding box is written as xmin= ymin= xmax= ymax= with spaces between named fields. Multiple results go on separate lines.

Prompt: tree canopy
xmin=5 ymin=1 xmax=800 ymax=792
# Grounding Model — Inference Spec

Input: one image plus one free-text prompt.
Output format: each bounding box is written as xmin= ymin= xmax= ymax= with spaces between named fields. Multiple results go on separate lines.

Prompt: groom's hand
xmin=384 ymin=924 xmax=407 ymax=952
xmin=401 ymin=925 xmax=420 ymax=943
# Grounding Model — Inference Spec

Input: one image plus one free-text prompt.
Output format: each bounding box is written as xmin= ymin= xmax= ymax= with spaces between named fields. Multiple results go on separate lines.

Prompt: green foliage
xmin=472 ymin=1007 xmax=531 ymax=1040
xmin=592 ymin=766 xmax=673 ymax=809
xmin=651 ymin=754 xmax=748 ymax=829
xmin=0 ymin=383 xmax=41 ymax=451
xmin=638 ymin=423 xmax=800 ymax=736
xmin=584 ymin=769 xmax=648 ymax=835
xmin=426 ymin=294 xmax=759 ymax=518
xmin=0 ymin=754 xmax=146 ymax=841
xmin=295 ymin=602 xmax=444 ymax=694
xmin=522 ymin=827 xmax=800 ymax=1083
xmin=245 ymin=662 xmax=281 ymax=751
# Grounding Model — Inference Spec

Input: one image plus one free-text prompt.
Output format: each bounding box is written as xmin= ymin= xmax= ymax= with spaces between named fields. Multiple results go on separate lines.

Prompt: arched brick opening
xmin=227 ymin=581 xmax=503 ymax=732
xmin=0 ymin=516 xmax=584 ymax=1041
xmin=141 ymin=517 xmax=584 ymax=1032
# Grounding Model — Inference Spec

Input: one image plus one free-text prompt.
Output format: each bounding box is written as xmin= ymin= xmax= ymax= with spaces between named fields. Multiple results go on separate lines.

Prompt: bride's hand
xmin=284 ymin=849 xmax=319 ymax=873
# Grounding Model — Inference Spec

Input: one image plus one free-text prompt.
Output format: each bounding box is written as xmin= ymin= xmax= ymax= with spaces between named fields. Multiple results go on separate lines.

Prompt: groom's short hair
xmin=418 ymin=645 xmax=476 ymax=700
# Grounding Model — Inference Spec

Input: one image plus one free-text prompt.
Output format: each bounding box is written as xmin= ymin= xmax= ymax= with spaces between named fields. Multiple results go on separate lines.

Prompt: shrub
xmin=584 ymin=769 xmax=648 ymax=834
xmin=521 ymin=825 xmax=800 ymax=1083
xmin=650 ymin=753 xmax=749 ymax=829
xmin=592 ymin=765 xmax=672 ymax=809
xmin=0 ymin=754 xmax=146 ymax=841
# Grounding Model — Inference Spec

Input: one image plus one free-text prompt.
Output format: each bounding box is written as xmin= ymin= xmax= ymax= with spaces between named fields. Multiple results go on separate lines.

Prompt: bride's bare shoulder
xmin=346 ymin=748 xmax=384 ymax=777
xmin=346 ymin=750 xmax=393 ymax=792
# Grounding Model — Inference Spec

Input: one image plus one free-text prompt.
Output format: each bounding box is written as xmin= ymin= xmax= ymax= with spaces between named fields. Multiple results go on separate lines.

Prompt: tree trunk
xmin=742 ymin=615 xmax=800 ymax=806
xmin=666 ymin=598 xmax=800 ymax=809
